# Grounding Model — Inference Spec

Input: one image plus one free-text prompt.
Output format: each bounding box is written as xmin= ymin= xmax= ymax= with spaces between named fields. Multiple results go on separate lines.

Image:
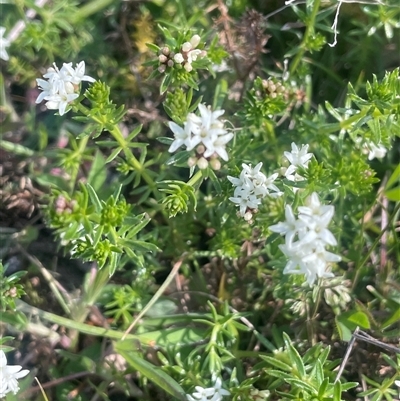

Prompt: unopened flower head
xmin=174 ymin=34 xmax=206 ymax=72
xmin=269 ymin=192 xmax=340 ymax=285
xmin=283 ymin=142 xmax=313 ymax=181
xmin=228 ymin=162 xmax=282 ymax=219
xmin=168 ymin=104 xmax=233 ymax=166
xmin=0 ymin=350 xmax=30 ymax=398
xmin=36 ymin=61 xmax=95 ymax=116
xmin=0 ymin=27 xmax=10 ymax=61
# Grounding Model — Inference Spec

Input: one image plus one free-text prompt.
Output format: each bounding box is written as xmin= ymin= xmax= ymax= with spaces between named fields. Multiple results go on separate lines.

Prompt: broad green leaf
xmin=336 ymin=310 xmax=371 ymax=341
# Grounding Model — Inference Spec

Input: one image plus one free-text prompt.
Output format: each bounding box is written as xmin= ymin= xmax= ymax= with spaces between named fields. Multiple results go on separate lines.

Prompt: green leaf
xmin=381 ymin=307 xmax=400 ymax=330
xmin=336 ymin=310 xmax=370 ymax=340
xmin=385 ymin=163 xmax=400 ymax=190
xmin=146 ymin=43 xmax=160 ymax=53
xmin=86 ymin=183 xmax=102 ymax=213
xmin=212 ymin=79 xmax=228 ymax=110
xmin=259 ymin=355 xmax=292 ymax=372
xmin=127 ymin=124 xmax=143 ymax=141
xmin=114 ymin=346 xmax=188 ymax=401
xmin=333 ymin=381 xmax=342 ymax=401
xmin=318 ymin=377 xmax=329 ymax=398
xmin=105 ymin=147 xmax=122 ymax=163
xmin=87 ymin=151 xmax=107 ymax=191
xmin=160 ymin=73 xmax=173 ymax=95
xmin=157 ymin=137 xmax=174 ymax=145
xmin=384 ymin=187 xmax=400 ymax=201
xmin=0 ymin=140 xmax=34 ymax=156
xmin=285 ymin=378 xmax=317 ymax=394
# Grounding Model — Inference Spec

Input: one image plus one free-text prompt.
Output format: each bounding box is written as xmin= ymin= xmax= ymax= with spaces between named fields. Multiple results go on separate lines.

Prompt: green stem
xmin=289 ymin=0 xmax=322 ymax=75
xmin=187 ymin=170 xmax=203 ymax=187
xmin=74 ymin=102 xmax=158 ymax=194
xmin=109 ymin=125 xmax=156 ymax=191
xmin=69 ymin=0 xmax=117 ymax=24
xmin=69 ymin=135 xmax=89 ymax=194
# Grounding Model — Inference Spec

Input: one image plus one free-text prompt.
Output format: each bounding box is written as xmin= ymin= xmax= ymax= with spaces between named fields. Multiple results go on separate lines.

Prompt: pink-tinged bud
xmin=244 ymin=211 xmax=253 ymax=222
xmin=182 ymin=42 xmax=192 ymax=52
xmin=158 ymin=54 xmax=168 ymax=63
xmin=167 ymin=59 xmax=174 ymax=67
xmin=158 ymin=64 xmax=166 ymax=73
xmin=184 ymin=62 xmax=193 ymax=72
xmin=197 ymin=157 xmax=208 ymax=169
xmin=196 ymin=144 xmax=206 ymax=154
xmin=190 ymin=34 xmax=201 ymax=48
xmin=161 ymin=46 xmax=170 ymax=56
xmin=210 ymin=158 xmax=221 ymax=171
xmin=187 ymin=157 xmax=197 ymax=167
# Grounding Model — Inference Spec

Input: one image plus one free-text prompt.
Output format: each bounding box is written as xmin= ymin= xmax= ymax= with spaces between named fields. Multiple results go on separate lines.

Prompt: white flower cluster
xmin=173 ymin=34 xmax=206 ymax=72
xmin=0 ymin=350 xmax=29 ymax=397
xmin=36 ymin=61 xmax=95 ymax=116
xmin=168 ymin=103 xmax=233 ymax=168
xmin=228 ymin=162 xmax=282 ymax=221
xmin=283 ymin=142 xmax=313 ymax=181
xmin=269 ymin=192 xmax=341 ymax=286
xmin=187 ymin=377 xmax=230 ymax=401
xmin=0 ymin=27 xmax=10 ymax=61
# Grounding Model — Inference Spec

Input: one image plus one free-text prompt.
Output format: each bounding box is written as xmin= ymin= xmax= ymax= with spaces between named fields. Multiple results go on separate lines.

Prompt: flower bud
xmin=158 ymin=54 xmax=168 ymax=63
xmin=187 ymin=157 xmax=197 ymax=167
xmin=197 ymin=157 xmax=208 ymax=170
xmin=158 ymin=64 xmax=166 ymax=73
xmin=161 ymin=46 xmax=170 ymax=56
xmin=184 ymin=62 xmax=193 ymax=72
xmin=182 ymin=41 xmax=192 ymax=52
xmin=209 ymin=158 xmax=221 ymax=171
xmin=190 ymin=34 xmax=201 ymax=48
xmin=174 ymin=53 xmax=184 ymax=64
xmin=167 ymin=59 xmax=174 ymax=67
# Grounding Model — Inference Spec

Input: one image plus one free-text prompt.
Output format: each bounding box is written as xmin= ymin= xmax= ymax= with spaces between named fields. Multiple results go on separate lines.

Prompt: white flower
xmin=366 ymin=141 xmax=387 ymax=160
xmin=168 ymin=120 xmax=200 ymax=153
xmin=61 ymin=61 xmax=96 ymax=85
xmin=213 ymin=377 xmax=230 ymax=398
xmin=269 ymin=192 xmax=341 ymax=285
xmin=0 ymin=27 xmax=10 ymax=61
xmin=269 ymin=204 xmax=306 ymax=245
xmin=228 ymin=162 xmax=282 ymax=218
xmin=0 ymin=350 xmax=29 ymax=397
xmin=284 ymin=142 xmax=313 ymax=180
xmin=202 ymin=133 xmax=234 ymax=161
xmin=45 ymin=91 xmax=79 ymax=116
xmin=36 ymin=61 xmax=95 ymax=115
xmin=167 ymin=104 xmax=233 ymax=163
xmin=395 ymin=379 xmax=400 ymax=387
xmin=186 ymin=377 xmax=230 ymax=401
